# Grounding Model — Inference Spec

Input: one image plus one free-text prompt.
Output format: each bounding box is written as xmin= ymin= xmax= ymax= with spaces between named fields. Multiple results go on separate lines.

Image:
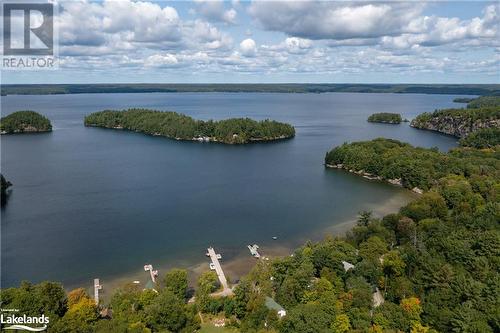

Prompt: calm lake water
xmin=1 ymin=92 xmax=462 ymax=288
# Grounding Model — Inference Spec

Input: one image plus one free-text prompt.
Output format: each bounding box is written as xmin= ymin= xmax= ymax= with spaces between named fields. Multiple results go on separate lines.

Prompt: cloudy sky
xmin=3 ymin=0 xmax=500 ymax=84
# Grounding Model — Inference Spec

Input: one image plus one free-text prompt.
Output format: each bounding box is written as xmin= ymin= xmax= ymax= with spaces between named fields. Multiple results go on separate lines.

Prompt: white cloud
xmin=145 ymin=54 xmax=179 ymax=67
xmin=239 ymin=38 xmax=257 ymax=57
xmin=11 ymin=0 xmax=495 ymax=82
xmin=248 ymin=1 xmax=424 ymax=40
xmin=194 ymin=0 xmax=237 ymax=24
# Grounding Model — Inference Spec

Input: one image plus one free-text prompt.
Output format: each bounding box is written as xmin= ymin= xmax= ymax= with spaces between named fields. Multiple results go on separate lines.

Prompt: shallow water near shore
xmin=1 ymin=92 xmax=462 ymax=290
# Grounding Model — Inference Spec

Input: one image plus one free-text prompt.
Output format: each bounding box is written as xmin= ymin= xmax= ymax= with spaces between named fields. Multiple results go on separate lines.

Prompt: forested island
xmin=2 ymin=83 xmax=499 ymax=96
xmin=410 ymin=96 xmax=500 ymax=138
xmin=453 ymin=97 xmax=474 ymax=103
xmin=367 ymin=113 xmax=403 ymax=124
xmin=1 ymin=134 xmax=498 ymax=332
xmin=84 ymin=109 xmax=295 ymax=144
xmin=0 ymin=111 xmax=52 ymax=134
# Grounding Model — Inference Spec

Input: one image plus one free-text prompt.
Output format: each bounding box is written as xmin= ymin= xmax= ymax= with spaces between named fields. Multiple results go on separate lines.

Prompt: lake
xmin=1 ymin=92 xmax=462 ymax=288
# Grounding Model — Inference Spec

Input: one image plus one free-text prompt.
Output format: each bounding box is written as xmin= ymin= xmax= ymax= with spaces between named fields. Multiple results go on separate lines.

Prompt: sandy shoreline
xmin=72 ymin=191 xmax=415 ymax=302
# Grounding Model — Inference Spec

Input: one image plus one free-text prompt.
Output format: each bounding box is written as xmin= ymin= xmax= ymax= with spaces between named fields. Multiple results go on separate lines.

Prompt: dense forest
xmin=325 ymin=138 xmax=499 ymax=191
xmin=467 ymin=96 xmax=500 ymax=109
xmin=459 ymin=128 xmax=500 ymax=149
xmin=367 ymin=113 xmax=403 ymax=124
xmin=1 ymin=134 xmax=498 ymax=332
xmin=84 ymin=109 xmax=295 ymax=144
xmin=410 ymin=96 xmax=500 ymax=138
xmin=2 ymin=84 xmax=499 ymax=96
xmin=0 ymin=111 xmax=52 ymax=134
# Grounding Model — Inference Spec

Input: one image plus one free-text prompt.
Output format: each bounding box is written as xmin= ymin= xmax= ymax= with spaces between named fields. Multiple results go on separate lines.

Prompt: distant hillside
xmin=2 ymin=83 xmax=499 ymax=96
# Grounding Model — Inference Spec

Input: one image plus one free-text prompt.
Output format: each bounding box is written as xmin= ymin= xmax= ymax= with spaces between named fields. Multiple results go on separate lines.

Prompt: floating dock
xmin=144 ymin=264 xmax=158 ymax=283
xmin=247 ymin=244 xmax=261 ymax=258
xmin=93 ymin=278 xmax=102 ymax=305
xmin=206 ymin=247 xmax=230 ymax=293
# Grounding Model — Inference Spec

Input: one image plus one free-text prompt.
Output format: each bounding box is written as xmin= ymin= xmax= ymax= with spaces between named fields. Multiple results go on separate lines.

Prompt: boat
xmin=272 ymin=236 xmax=278 ymax=240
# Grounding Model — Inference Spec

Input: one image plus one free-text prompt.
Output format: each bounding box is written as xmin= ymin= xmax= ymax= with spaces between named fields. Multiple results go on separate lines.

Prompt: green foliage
xmin=466 ymin=96 xmax=500 ymax=109
xmin=163 ymin=268 xmax=188 ymax=300
xmin=325 ymin=138 xmax=500 ymax=191
xmin=460 ymin=128 xmax=500 ymax=149
xmin=279 ymin=303 xmax=332 ymax=333
xmin=410 ymin=101 xmax=499 ymax=138
xmin=412 ymin=106 xmax=499 ymax=125
xmin=367 ymin=112 xmax=402 ymax=124
xmin=144 ymin=290 xmax=187 ymax=332
xmin=453 ymin=97 xmax=474 ymax=103
xmin=0 ymin=281 xmax=67 ymax=317
xmin=0 ymin=111 xmax=52 ymax=134
xmin=84 ymin=109 xmax=295 ymax=144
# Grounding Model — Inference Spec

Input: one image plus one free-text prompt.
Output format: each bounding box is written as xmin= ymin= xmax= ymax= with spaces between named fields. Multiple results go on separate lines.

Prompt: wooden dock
xmin=144 ymin=264 xmax=158 ymax=283
xmin=94 ymin=278 xmax=102 ymax=305
xmin=247 ymin=244 xmax=261 ymax=258
xmin=206 ymin=247 xmax=230 ymax=293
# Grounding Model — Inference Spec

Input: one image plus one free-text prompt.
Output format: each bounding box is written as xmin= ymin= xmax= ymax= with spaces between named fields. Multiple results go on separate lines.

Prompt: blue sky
xmin=2 ymin=0 xmax=499 ymax=84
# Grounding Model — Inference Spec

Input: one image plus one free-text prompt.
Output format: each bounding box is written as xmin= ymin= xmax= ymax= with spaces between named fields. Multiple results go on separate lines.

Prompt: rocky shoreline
xmin=86 ymin=124 xmax=293 ymax=144
xmin=325 ymin=163 xmax=424 ymax=194
xmin=410 ymin=116 xmax=499 ymax=138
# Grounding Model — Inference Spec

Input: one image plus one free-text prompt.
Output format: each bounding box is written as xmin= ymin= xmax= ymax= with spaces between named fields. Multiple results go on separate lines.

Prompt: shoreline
xmin=85 ymin=124 xmax=295 ymax=145
xmin=70 ymin=191 xmax=415 ymax=302
xmin=325 ymin=164 xmax=424 ymax=194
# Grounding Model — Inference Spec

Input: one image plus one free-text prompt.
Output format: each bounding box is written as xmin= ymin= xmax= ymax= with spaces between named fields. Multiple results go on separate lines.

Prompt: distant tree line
xmin=84 ymin=109 xmax=295 ymax=144
xmin=367 ymin=113 xmax=403 ymax=124
xmin=2 ymin=83 xmax=499 ymax=96
xmin=0 ymin=111 xmax=52 ymax=134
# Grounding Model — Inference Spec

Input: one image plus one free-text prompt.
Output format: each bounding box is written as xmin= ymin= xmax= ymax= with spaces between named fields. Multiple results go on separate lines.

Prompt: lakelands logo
xmin=1 ymin=313 xmax=49 ymax=331
xmin=2 ymin=1 xmax=58 ymax=70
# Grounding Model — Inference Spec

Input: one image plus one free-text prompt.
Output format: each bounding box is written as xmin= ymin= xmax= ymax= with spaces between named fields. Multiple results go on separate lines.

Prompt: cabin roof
xmin=265 ymin=297 xmax=285 ymax=312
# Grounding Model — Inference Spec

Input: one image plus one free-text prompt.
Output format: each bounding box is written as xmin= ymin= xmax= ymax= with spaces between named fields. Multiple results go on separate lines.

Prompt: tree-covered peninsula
xmin=84 ymin=109 xmax=295 ymax=144
xmin=0 ymin=111 xmax=52 ymax=134
xmin=367 ymin=113 xmax=402 ymax=124
xmin=410 ymin=96 xmax=500 ymax=138
xmin=325 ymin=138 xmax=499 ymax=192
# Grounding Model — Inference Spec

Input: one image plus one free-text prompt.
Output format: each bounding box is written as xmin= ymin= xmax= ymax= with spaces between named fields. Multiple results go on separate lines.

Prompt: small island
xmin=1 ymin=174 xmax=12 ymax=206
xmin=84 ymin=109 xmax=295 ymax=144
xmin=0 ymin=111 xmax=52 ymax=134
xmin=410 ymin=96 xmax=500 ymax=138
xmin=367 ymin=112 xmax=402 ymax=124
xmin=453 ymin=97 xmax=474 ymax=103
